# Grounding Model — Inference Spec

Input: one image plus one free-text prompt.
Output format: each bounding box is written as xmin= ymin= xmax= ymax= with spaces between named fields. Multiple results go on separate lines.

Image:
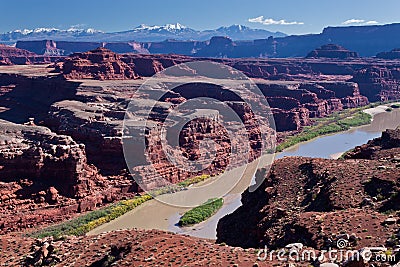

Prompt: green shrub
xmin=178 ymin=198 xmax=223 ymax=226
xmin=391 ymin=104 xmax=400 ymax=109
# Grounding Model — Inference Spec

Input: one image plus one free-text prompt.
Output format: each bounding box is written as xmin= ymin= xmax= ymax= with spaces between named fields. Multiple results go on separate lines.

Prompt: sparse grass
xmin=276 ymin=108 xmax=372 ymax=152
xmin=179 ymin=198 xmax=223 ymax=226
xmin=31 ymin=174 xmax=213 ymax=238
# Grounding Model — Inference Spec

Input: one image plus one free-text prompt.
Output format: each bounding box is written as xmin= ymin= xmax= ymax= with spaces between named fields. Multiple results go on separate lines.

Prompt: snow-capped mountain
xmin=0 ymin=27 xmax=104 ymax=43
xmin=12 ymin=27 xmax=102 ymax=35
xmin=0 ymin=24 xmax=286 ymax=43
xmin=206 ymin=24 xmax=286 ymax=40
xmin=133 ymin=23 xmax=192 ymax=33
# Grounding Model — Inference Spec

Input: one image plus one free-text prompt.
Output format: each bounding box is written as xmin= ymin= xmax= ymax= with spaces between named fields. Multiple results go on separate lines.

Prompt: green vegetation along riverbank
xmin=31 ymin=174 xmax=212 ymax=238
xmin=178 ymin=198 xmax=224 ymax=226
xmin=276 ymin=107 xmax=373 ymax=152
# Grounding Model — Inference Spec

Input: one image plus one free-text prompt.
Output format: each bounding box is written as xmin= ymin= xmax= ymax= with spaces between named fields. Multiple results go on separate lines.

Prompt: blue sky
xmin=1 ymin=0 xmax=400 ymax=35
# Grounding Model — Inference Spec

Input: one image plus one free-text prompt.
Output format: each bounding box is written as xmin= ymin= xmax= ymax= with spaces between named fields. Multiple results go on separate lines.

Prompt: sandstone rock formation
xmin=352 ymin=66 xmax=400 ymax=101
xmin=0 ymin=119 xmax=113 ymax=233
xmin=60 ymin=47 xmax=138 ymax=80
xmin=0 ymin=120 xmax=98 ymax=197
xmin=306 ymin=44 xmax=359 ymax=59
xmin=258 ymin=81 xmax=368 ymax=131
xmin=0 ymin=68 xmax=140 ymax=233
xmin=44 ymin=79 xmax=270 ymax=190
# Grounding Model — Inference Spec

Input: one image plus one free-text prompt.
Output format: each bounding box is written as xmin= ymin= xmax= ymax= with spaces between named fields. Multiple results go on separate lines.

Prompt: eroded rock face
xmin=0 ymin=44 xmax=35 ymax=65
xmin=0 ymin=70 xmax=141 ymax=234
xmin=258 ymin=81 xmax=368 ymax=131
xmin=306 ymin=44 xmax=359 ymax=59
xmin=0 ymin=51 xmax=398 ymax=236
xmin=0 ymin=119 xmax=114 ymax=233
xmin=44 ymin=80 xmax=269 ymax=189
xmin=60 ymin=47 xmax=138 ymax=80
xmin=217 ymin=129 xmax=400 ymax=250
xmin=0 ymin=120 xmax=97 ymax=197
xmin=56 ymin=49 xmax=399 ymax=109
xmin=352 ymin=66 xmax=400 ymax=101
xmin=44 ymin=100 xmax=126 ymax=174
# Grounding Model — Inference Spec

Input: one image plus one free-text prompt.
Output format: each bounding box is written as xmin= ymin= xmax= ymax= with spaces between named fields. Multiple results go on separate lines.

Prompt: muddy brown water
xmin=88 ymin=108 xmax=400 ymax=239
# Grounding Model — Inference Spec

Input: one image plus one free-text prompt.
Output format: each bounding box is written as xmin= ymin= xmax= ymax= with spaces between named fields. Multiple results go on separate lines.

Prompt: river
xmin=88 ymin=106 xmax=400 ymax=239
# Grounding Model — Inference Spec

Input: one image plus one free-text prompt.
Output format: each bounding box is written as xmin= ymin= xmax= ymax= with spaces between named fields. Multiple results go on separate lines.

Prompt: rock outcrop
xmin=217 ymin=129 xmax=400 ymax=252
xmin=59 ymin=47 xmax=138 ymax=80
xmin=0 ymin=119 xmax=113 ymax=233
xmin=306 ymin=44 xmax=359 ymax=59
xmin=0 ymin=120 xmax=98 ymax=197
xmin=44 ymin=80 xmax=270 ymax=189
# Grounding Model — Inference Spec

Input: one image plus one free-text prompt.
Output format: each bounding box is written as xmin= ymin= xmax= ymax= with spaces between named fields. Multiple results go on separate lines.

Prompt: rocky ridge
xmin=217 ymin=128 xmax=400 ymax=264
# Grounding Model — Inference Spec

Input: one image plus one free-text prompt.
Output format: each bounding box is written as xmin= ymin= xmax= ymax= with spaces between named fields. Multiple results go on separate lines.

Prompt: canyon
xmin=0 ymin=46 xmax=400 ymax=234
xmin=0 ymin=44 xmax=399 ymax=266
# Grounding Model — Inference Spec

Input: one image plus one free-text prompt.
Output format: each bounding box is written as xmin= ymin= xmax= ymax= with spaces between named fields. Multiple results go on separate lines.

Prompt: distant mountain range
xmin=7 ymin=23 xmax=400 ymax=58
xmin=0 ymin=23 xmax=287 ymax=43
